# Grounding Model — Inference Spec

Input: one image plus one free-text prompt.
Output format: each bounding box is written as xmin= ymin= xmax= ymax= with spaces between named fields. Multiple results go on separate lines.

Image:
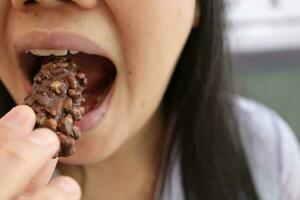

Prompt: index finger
xmin=0 ymin=105 xmax=36 ymax=142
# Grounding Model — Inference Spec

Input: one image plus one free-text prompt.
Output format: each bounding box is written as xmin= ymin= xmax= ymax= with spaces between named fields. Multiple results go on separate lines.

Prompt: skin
xmin=0 ymin=0 xmax=197 ymax=199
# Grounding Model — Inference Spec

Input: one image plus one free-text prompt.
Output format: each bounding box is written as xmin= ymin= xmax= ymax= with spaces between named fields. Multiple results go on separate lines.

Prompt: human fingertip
xmin=1 ymin=105 xmax=33 ymax=127
xmin=29 ymin=129 xmax=60 ymax=150
xmin=18 ymin=105 xmax=36 ymax=121
xmin=51 ymin=176 xmax=81 ymax=199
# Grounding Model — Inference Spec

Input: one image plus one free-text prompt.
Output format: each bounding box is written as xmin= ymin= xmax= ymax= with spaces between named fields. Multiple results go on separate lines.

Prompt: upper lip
xmin=14 ymin=31 xmax=117 ymax=93
xmin=14 ymin=31 xmax=113 ymax=61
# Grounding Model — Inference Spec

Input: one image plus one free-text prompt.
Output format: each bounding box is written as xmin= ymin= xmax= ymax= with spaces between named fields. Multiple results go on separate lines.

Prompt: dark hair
xmin=0 ymin=0 xmax=258 ymax=199
xmin=161 ymin=0 xmax=258 ymax=199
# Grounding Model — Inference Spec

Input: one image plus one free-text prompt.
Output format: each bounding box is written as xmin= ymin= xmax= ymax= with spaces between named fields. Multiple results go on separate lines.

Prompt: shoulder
xmin=234 ymin=96 xmax=300 ymax=200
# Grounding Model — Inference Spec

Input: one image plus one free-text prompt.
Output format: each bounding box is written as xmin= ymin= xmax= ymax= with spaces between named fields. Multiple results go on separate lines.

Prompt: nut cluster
xmin=24 ymin=57 xmax=87 ymax=157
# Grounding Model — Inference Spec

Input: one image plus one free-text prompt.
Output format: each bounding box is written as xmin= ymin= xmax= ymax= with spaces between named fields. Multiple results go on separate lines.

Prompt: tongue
xmin=69 ymin=53 xmax=115 ymax=113
xmin=69 ymin=53 xmax=115 ymax=93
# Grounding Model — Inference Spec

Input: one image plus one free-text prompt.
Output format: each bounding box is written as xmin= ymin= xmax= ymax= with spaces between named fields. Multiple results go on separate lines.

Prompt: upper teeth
xmin=26 ymin=49 xmax=80 ymax=56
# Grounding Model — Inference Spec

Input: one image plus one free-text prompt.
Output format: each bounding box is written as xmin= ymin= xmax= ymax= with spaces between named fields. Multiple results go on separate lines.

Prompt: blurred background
xmin=227 ymin=0 xmax=300 ymax=137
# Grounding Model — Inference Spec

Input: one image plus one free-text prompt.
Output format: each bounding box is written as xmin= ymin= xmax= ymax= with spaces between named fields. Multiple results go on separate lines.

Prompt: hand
xmin=0 ymin=105 xmax=81 ymax=200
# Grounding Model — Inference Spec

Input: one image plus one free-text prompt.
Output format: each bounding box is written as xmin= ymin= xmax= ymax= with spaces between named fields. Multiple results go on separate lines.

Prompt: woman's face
xmin=0 ymin=0 xmax=195 ymax=164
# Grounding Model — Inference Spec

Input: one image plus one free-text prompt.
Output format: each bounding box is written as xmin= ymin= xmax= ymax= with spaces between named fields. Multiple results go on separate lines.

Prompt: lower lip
xmin=74 ymin=81 xmax=116 ymax=132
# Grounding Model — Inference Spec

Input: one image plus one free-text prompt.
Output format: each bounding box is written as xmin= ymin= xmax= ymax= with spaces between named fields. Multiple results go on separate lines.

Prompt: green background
xmin=233 ymin=52 xmax=300 ymax=138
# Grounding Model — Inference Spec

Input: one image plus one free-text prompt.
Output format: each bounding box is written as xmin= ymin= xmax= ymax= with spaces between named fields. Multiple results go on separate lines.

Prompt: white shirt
xmin=158 ymin=97 xmax=300 ymax=200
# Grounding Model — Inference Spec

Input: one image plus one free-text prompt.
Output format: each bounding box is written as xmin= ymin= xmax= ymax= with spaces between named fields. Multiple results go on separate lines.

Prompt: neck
xmin=59 ymin=108 xmax=166 ymax=200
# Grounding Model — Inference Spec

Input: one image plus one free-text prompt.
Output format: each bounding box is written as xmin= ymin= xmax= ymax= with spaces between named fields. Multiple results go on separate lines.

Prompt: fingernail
xmin=54 ymin=177 xmax=81 ymax=198
xmin=1 ymin=106 xmax=29 ymax=127
xmin=28 ymin=131 xmax=58 ymax=148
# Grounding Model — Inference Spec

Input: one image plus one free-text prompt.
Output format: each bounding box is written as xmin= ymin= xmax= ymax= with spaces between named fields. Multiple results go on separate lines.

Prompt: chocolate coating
xmin=24 ymin=57 xmax=87 ymax=157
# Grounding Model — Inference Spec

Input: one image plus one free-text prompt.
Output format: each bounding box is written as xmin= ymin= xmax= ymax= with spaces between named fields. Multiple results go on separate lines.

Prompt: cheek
xmin=0 ymin=60 xmax=28 ymax=104
xmin=0 ymin=2 xmax=26 ymax=103
xmin=68 ymin=0 xmax=195 ymax=163
xmin=0 ymin=3 xmax=22 ymax=81
xmin=0 ymin=2 xmax=9 ymax=31
xmin=0 ymin=3 xmax=8 ymax=73
xmin=108 ymin=0 xmax=195 ymax=66
xmin=106 ymin=0 xmax=195 ymax=110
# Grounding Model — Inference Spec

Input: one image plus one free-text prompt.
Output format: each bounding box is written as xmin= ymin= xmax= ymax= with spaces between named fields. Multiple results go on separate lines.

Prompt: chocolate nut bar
xmin=24 ymin=57 xmax=87 ymax=157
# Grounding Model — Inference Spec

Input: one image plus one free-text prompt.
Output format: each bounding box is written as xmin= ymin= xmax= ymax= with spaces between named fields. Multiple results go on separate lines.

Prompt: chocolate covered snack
xmin=24 ymin=57 xmax=87 ymax=157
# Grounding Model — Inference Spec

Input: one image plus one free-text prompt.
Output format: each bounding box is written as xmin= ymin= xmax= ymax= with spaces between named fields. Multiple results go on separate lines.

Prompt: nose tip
xmin=11 ymin=0 xmax=97 ymax=9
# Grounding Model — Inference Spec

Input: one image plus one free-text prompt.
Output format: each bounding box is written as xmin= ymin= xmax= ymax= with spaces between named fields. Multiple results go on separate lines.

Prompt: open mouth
xmin=19 ymin=49 xmax=117 ymax=115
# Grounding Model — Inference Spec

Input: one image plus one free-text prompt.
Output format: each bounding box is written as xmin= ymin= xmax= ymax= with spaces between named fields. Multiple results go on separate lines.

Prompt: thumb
xmin=0 ymin=105 xmax=36 ymax=141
